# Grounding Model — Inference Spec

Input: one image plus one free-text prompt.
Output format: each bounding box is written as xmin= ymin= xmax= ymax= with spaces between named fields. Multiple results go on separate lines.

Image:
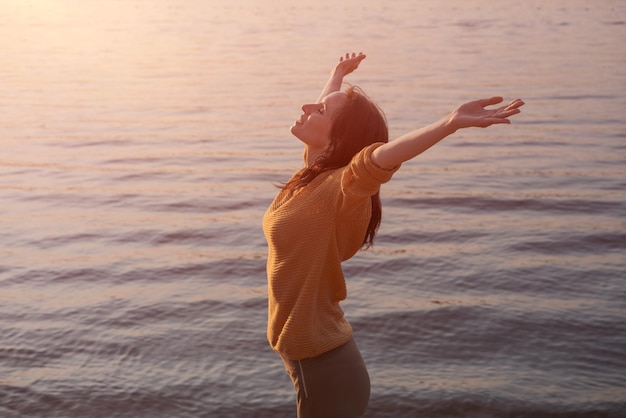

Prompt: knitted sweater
xmin=263 ymin=143 xmax=398 ymax=360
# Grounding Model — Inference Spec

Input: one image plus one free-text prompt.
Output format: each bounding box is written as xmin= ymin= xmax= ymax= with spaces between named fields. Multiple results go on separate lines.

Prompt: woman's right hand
xmin=334 ymin=52 xmax=366 ymax=76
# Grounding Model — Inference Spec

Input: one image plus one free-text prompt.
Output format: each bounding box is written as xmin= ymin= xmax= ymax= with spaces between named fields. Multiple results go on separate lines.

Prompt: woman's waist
xmin=269 ymin=316 xmax=352 ymax=361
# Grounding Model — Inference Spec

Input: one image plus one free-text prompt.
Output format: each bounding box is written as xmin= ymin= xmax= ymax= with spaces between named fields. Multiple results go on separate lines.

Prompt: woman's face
xmin=290 ymin=91 xmax=348 ymax=151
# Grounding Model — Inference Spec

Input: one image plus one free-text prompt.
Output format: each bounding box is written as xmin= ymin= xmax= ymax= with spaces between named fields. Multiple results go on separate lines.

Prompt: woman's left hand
xmin=334 ymin=52 xmax=366 ymax=77
xmin=449 ymin=96 xmax=525 ymax=131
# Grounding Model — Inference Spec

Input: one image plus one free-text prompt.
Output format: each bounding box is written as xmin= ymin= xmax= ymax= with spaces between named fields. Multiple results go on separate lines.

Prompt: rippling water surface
xmin=1 ymin=0 xmax=625 ymax=417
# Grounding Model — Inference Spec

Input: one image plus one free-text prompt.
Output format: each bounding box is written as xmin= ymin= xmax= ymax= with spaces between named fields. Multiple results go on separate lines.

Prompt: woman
xmin=263 ymin=52 xmax=524 ymax=417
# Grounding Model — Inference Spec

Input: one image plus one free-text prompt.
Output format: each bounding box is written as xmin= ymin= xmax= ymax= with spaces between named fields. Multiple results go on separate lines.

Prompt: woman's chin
xmin=290 ymin=124 xmax=302 ymax=139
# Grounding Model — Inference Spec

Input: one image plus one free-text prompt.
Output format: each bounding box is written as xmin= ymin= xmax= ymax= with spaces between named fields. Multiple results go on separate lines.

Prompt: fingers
xmin=499 ymin=108 xmax=522 ymax=119
xmin=480 ymin=97 xmax=524 ymax=120
xmin=497 ymin=99 xmax=524 ymax=118
xmin=507 ymin=98 xmax=525 ymax=110
xmin=480 ymin=118 xmax=511 ymax=128
xmin=479 ymin=96 xmax=504 ymax=107
xmin=339 ymin=52 xmax=366 ymax=62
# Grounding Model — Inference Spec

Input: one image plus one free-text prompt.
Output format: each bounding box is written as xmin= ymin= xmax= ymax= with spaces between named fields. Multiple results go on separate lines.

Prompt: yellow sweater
xmin=263 ymin=143 xmax=398 ymax=360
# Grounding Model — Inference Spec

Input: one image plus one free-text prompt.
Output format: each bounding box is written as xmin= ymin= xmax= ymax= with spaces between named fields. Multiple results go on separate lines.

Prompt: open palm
xmin=451 ymin=96 xmax=525 ymax=130
xmin=336 ymin=52 xmax=366 ymax=76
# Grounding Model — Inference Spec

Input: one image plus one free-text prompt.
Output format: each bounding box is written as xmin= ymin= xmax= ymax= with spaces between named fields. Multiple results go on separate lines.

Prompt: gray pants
xmin=281 ymin=338 xmax=370 ymax=418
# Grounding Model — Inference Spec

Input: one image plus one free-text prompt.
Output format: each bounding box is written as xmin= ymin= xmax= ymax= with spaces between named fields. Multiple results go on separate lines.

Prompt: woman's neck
xmin=305 ymin=145 xmax=325 ymax=167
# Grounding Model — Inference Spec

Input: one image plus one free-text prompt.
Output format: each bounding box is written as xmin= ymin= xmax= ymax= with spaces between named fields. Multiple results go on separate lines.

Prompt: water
xmin=1 ymin=0 xmax=625 ymax=416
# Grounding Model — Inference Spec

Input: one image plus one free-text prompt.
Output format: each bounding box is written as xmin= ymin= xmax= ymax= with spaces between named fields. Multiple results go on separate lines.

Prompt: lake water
xmin=1 ymin=0 xmax=625 ymax=416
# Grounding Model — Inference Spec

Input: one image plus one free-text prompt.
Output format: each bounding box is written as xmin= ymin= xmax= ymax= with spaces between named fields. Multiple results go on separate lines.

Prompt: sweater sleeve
xmin=332 ymin=143 xmax=400 ymax=260
xmin=340 ymin=142 xmax=400 ymax=205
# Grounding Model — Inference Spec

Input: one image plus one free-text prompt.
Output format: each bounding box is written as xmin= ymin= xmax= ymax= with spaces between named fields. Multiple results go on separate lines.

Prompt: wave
xmin=2 ymin=255 xmax=267 ymax=287
xmin=386 ymin=195 xmax=624 ymax=215
xmin=508 ymin=231 xmax=626 ymax=255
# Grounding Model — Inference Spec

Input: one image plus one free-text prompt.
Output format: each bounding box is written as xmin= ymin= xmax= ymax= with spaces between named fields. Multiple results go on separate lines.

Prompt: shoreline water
xmin=2 ymin=0 xmax=625 ymax=416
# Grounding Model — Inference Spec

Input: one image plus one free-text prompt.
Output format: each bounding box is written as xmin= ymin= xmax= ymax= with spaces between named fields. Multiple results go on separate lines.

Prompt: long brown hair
xmin=283 ymin=86 xmax=389 ymax=248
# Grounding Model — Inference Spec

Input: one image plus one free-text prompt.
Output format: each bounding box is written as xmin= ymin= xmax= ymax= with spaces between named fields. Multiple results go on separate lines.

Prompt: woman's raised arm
xmin=316 ymin=52 xmax=366 ymax=102
xmin=371 ymin=96 xmax=525 ymax=170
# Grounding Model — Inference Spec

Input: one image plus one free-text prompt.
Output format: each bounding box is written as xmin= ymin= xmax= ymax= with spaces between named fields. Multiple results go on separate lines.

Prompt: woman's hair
xmin=283 ymin=85 xmax=389 ymax=248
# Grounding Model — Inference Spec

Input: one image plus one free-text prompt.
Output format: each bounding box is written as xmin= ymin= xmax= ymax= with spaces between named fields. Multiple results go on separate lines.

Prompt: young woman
xmin=263 ymin=52 xmax=524 ymax=417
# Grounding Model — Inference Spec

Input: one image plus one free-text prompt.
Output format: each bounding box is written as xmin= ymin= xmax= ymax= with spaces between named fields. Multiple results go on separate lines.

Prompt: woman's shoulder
xmin=346 ymin=142 xmax=400 ymax=183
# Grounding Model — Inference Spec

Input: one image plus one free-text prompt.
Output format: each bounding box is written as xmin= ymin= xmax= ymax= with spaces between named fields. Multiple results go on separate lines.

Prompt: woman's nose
xmin=302 ymin=103 xmax=322 ymax=114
